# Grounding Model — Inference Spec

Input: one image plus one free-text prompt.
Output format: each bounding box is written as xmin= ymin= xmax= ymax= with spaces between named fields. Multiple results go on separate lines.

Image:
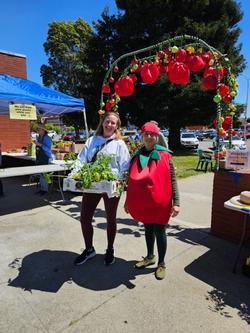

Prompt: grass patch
xmin=172 ymin=150 xmax=212 ymax=179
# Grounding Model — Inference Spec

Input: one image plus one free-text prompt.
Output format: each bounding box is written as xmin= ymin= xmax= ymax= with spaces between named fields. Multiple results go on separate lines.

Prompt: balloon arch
xmin=98 ymin=35 xmax=239 ymax=170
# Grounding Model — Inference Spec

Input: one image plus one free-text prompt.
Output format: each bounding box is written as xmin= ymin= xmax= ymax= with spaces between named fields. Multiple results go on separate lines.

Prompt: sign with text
xmin=225 ymin=149 xmax=250 ymax=170
xmin=9 ymin=104 xmax=37 ymax=120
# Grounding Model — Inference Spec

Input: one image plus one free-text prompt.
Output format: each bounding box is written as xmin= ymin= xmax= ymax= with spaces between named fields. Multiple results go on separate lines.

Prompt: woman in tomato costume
xmin=125 ymin=122 xmax=180 ymax=280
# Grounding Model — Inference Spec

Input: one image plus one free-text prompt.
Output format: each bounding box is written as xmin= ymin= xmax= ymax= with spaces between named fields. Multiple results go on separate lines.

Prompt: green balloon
xmin=171 ymin=46 xmax=179 ymax=53
xmin=213 ymin=94 xmax=222 ymax=103
xmin=230 ymin=90 xmax=237 ymax=97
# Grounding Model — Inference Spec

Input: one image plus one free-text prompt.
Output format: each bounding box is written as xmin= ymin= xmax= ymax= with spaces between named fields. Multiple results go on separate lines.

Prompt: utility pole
xmin=241 ymin=74 xmax=250 ymax=140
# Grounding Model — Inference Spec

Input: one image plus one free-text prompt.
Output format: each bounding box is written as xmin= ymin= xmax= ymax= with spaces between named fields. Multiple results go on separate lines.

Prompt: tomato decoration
xmin=108 ymin=76 xmax=115 ymax=84
xmin=218 ymin=83 xmax=229 ymax=97
xmin=102 ymin=84 xmax=111 ymax=94
xmin=105 ymin=100 xmax=113 ymax=111
xmin=167 ymin=62 xmax=190 ymax=85
xmin=175 ymin=49 xmax=187 ymax=63
xmin=140 ymin=63 xmax=159 ymax=84
xmin=201 ymin=51 xmax=212 ymax=64
xmin=114 ymin=75 xmax=134 ymax=97
xmin=223 ymin=94 xmax=232 ymax=104
xmin=189 ymin=55 xmax=205 ymax=72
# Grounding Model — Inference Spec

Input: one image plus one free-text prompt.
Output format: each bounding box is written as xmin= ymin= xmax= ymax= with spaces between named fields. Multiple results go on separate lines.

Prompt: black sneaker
xmin=74 ymin=247 xmax=96 ymax=266
xmin=104 ymin=248 xmax=115 ymax=265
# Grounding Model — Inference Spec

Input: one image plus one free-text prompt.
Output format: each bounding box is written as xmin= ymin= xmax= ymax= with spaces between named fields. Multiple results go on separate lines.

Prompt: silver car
xmin=180 ymin=132 xmax=199 ymax=149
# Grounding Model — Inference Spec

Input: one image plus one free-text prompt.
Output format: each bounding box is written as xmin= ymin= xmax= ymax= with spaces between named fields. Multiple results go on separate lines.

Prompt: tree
xmin=40 ymin=18 xmax=95 ymax=131
xmin=91 ymin=0 xmax=246 ymax=149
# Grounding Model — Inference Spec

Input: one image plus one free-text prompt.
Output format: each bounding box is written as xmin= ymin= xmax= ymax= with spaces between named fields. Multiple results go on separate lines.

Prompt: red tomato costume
xmin=126 ymin=145 xmax=173 ymax=225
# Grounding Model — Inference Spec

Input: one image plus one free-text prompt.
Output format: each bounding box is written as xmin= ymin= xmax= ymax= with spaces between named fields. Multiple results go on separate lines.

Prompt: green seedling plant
xmin=72 ymin=154 xmax=118 ymax=189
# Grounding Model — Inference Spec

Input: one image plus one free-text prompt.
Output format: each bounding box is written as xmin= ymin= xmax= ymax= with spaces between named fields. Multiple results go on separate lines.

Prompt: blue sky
xmin=0 ymin=0 xmax=249 ymax=117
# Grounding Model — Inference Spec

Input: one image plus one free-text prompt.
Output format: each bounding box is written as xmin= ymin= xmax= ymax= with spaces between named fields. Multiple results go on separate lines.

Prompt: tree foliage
xmin=41 ymin=1 xmax=246 ymax=149
xmin=40 ymin=18 xmax=95 ymax=131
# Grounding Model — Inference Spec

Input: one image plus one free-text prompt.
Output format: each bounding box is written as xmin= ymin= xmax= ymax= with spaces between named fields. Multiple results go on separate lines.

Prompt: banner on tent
xmin=9 ymin=103 xmax=37 ymax=120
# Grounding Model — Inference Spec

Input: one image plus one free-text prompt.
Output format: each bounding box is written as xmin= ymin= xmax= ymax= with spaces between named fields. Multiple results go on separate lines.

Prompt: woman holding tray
xmin=70 ymin=112 xmax=130 ymax=266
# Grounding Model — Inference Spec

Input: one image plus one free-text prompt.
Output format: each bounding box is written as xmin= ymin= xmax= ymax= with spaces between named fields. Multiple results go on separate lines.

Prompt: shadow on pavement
xmin=167 ymin=224 xmax=250 ymax=325
xmin=8 ymin=250 xmax=154 ymax=293
xmin=0 ymin=176 xmax=75 ymax=216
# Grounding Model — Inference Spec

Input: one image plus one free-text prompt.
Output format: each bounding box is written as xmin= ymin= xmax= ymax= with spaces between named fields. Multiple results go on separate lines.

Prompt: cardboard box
xmin=72 ymin=143 xmax=85 ymax=154
xmin=63 ymin=178 xmax=119 ymax=198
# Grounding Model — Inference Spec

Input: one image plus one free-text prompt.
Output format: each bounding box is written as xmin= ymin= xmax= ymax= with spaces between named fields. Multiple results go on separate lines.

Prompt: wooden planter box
xmin=211 ymin=170 xmax=250 ymax=244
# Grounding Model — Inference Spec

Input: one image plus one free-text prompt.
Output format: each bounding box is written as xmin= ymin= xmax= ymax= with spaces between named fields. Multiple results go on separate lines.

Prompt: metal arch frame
xmin=100 ymin=34 xmax=235 ymax=170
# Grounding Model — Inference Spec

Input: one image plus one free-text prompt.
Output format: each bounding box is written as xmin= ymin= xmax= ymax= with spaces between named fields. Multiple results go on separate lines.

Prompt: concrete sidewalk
xmin=0 ymin=174 xmax=249 ymax=332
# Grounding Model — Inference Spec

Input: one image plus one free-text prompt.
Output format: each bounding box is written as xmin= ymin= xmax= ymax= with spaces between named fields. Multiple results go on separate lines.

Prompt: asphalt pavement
xmin=0 ymin=172 xmax=249 ymax=333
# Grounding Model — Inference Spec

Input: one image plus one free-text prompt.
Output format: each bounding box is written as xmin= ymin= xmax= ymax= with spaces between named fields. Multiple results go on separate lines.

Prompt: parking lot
xmin=198 ymin=137 xmax=250 ymax=151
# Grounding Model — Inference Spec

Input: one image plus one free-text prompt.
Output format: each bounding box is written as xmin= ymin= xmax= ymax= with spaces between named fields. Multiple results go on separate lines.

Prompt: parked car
xmin=203 ymin=129 xmax=217 ymax=139
xmin=122 ymin=130 xmax=139 ymax=141
xmin=212 ymin=135 xmax=247 ymax=150
xmin=161 ymin=129 xmax=169 ymax=137
xmin=195 ymin=130 xmax=205 ymax=141
xmin=180 ymin=132 xmax=199 ymax=149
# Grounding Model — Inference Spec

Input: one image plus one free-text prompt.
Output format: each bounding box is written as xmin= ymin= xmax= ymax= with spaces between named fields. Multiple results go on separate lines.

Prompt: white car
xmin=180 ymin=132 xmax=199 ymax=149
xmin=213 ymin=136 xmax=247 ymax=150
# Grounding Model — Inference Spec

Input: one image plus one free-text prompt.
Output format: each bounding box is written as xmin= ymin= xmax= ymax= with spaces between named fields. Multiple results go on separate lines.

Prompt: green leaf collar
xmin=133 ymin=144 xmax=173 ymax=169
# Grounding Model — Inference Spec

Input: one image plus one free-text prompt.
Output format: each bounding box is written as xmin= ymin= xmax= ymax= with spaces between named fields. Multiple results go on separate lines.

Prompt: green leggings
xmin=144 ymin=224 xmax=167 ymax=265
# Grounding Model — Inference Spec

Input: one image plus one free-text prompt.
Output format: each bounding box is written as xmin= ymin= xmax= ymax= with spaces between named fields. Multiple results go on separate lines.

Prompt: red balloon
xmin=189 ymin=55 xmax=205 ymax=72
xmin=223 ymin=94 xmax=232 ymax=104
xmin=102 ymin=84 xmax=111 ymax=94
xmin=202 ymin=76 xmax=217 ymax=90
xmin=222 ymin=122 xmax=230 ymax=130
xmin=184 ymin=54 xmax=194 ymax=70
xmin=218 ymin=83 xmax=229 ymax=97
xmin=140 ymin=63 xmax=159 ymax=84
xmin=175 ymin=49 xmax=187 ymax=63
xmin=105 ymin=100 xmax=112 ymax=111
xmin=223 ymin=116 xmax=232 ymax=125
xmin=204 ymin=66 xmax=223 ymax=81
xmin=201 ymin=52 xmax=212 ymax=64
xmin=167 ymin=62 xmax=190 ymax=85
xmin=114 ymin=75 xmax=134 ymax=97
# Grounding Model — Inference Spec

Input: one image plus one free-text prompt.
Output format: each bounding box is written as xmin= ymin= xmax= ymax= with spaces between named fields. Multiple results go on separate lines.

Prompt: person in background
xmin=69 ymin=112 xmax=130 ymax=266
xmin=124 ymin=121 xmax=180 ymax=280
xmin=35 ymin=124 xmax=52 ymax=194
xmin=150 ymin=120 xmax=169 ymax=148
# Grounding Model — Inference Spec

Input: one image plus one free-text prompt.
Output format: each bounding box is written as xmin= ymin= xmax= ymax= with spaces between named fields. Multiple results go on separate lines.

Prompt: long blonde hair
xmin=95 ymin=112 xmax=122 ymax=139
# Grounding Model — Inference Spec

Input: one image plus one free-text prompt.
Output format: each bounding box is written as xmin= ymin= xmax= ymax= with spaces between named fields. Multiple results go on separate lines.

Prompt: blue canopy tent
xmin=0 ymin=74 xmax=88 ymax=133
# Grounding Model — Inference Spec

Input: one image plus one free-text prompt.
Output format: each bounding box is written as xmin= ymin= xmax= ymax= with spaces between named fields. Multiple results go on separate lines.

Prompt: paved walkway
xmin=0 ymin=173 xmax=249 ymax=332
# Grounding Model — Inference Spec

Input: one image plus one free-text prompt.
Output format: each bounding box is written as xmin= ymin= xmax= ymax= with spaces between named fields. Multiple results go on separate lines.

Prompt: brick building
xmin=0 ymin=50 xmax=30 ymax=151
